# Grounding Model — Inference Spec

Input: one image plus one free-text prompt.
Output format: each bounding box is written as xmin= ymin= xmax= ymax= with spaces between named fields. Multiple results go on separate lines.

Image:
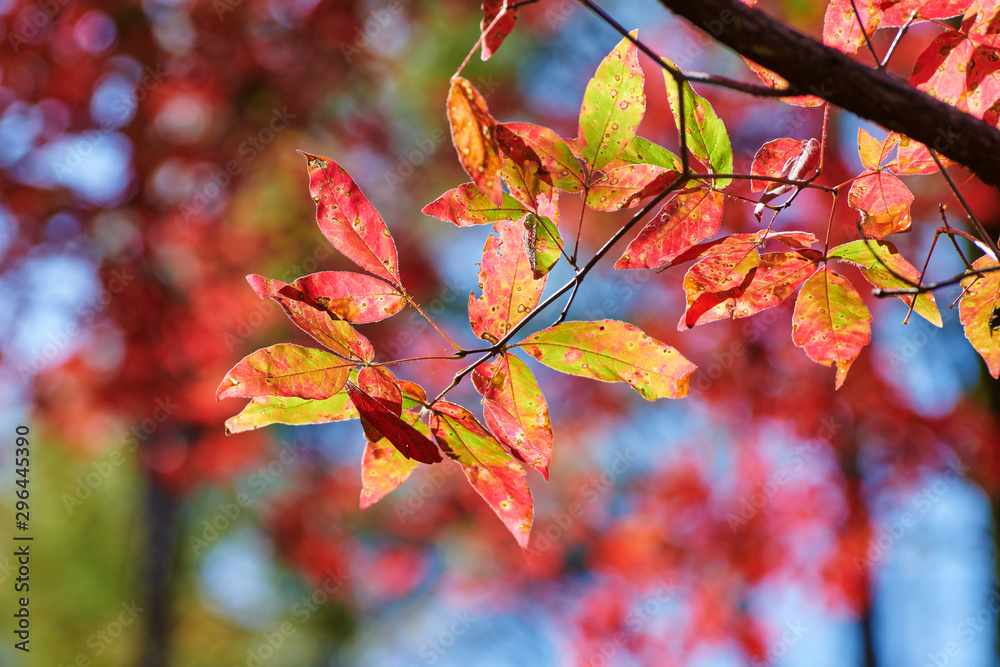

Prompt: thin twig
xmin=880 ymin=11 xmax=916 ymax=70
xmin=847 ymin=0 xmax=881 ymax=66
xmin=929 ymin=148 xmax=1000 ymax=261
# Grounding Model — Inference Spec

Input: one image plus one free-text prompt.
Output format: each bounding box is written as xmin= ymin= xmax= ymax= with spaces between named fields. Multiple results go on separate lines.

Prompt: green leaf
xmin=517 ymin=320 xmax=696 ymax=400
xmin=225 ymin=393 xmax=358 ymax=435
xmin=613 ymin=135 xmax=681 ymax=171
xmin=960 ymin=256 xmax=1000 ymax=378
xmin=662 ymin=58 xmax=733 ymax=187
xmin=828 ymin=239 xmax=942 ymax=326
xmin=578 ymin=33 xmax=645 ymax=174
xmin=421 ymin=183 xmax=529 ymax=227
xmin=430 ymin=402 xmax=533 ymax=548
xmin=522 ymin=192 xmax=563 ymax=279
xmin=217 ymin=344 xmax=353 ymax=401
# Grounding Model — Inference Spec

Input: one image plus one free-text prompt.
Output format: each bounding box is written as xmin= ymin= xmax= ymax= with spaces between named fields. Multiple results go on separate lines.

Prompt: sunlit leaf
xmin=447 ymin=77 xmax=504 ymax=206
xmin=469 ymin=219 xmax=546 ymax=343
xmin=828 ymin=239 xmax=942 ymax=326
xmin=360 ymin=412 xmax=426 ymax=509
xmin=960 ymin=256 xmax=1000 ymax=377
xmin=615 ymin=186 xmax=724 ymax=270
xmin=895 ymin=135 xmax=950 ymax=174
xmin=291 ymin=271 xmax=406 ymax=324
xmin=430 ymin=401 xmax=533 ymax=548
xmin=578 ymin=34 xmax=645 ymax=173
xmin=421 ymin=182 xmax=529 ymax=227
xmin=881 ymin=0 xmax=972 ymax=27
xmin=355 ymin=365 xmax=403 ymax=442
xmin=731 ymin=250 xmax=822 ymax=319
xmin=823 ymin=0 xmax=882 ymax=54
xmin=225 ymin=393 xmax=358 ymax=435
xmin=517 ymin=320 xmax=697 ymax=400
xmin=523 ymin=192 xmax=563 ymax=279
xmin=612 ymin=135 xmax=682 ymax=170
xmin=217 ymin=344 xmax=353 ymax=400
xmin=300 ymin=152 xmax=400 ymax=285
xmin=246 ymin=274 xmax=375 ymax=362
xmin=751 ymin=138 xmax=812 ymax=192
xmin=857 ymin=128 xmax=898 ymax=171
xmin=498 ymin=122 xmax=586 ymax=192
xmin=585 ymin=164 xmax=679 ymax=212
xmin=662 ymin=58 xmax=733 ymax=186
xmin=680 ymin=245 xmax=761 ymax=329
xmin=791 ymin=266 xmax=872 ymax=389
xmin=742 ymin=57 xmax=825 ymax=106
xmin=472 ymin=353 xmax=553 ymax=479
xmin=480 ymin=0 xmax=518 ymax=61
xmin=848 ymin=171 xmax=914 ymax=239
xmin=347 ymin=382 xmax=442 ymax=464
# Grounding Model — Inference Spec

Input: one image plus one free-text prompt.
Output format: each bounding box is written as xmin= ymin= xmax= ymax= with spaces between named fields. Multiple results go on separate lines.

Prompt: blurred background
xmin=2 ymin=0 xmax=1000 ymax=665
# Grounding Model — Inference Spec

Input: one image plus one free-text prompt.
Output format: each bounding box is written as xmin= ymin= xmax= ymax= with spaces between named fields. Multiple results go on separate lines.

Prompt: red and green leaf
xmin=498 ymin=122 xmax=586 ymax=192
xmin=301 ymin=152 xmax=400 ymax=285
xmin=472 ymin=353 xmax=553 ymax=479
xmin=517 ymin=320 xmax=697 ymax=400
xmin=578 ymin=34 xmax=645 ymax=174
xmin=421 ymin=182 xmax=529 ymax=227
xmin=615 ymin=186 xmax=724 ymax=270
xmin=246 ymin=274 xmax=375 ymax=362
xmin=960 ymin=256 xmax=1000 ymax=377
xmin=523 ymin=191 xmax=563 ymax=279
xmin=360 ymin=413 xmax=426 ymax=509
xmin=469 ymin=218 xmax=546 ymax=343
xmin=447 ymin=77 xmax=504 ymax=206
xmin=849 ymin=171 xmax=914 ymax=238
xmin=731 ymin=250 xmax=823 ymax=319
xmin=585 ymin=164 xmax=679 ymax=212
xmin=791 ymin=266 xmax=872 ymax=389
xmin=828 ymin=239 xmax=942 ymax=326
xmin=291 ymin=271 xmax=406 ymax=324
xmin=217 ymin=344 xmax=354 ymax=400
xmin=430 ymin=402 xmax=533 ymax=547
xmin=663 ymin=59 xmax=733 ymax=186
xmin=225 ymin=392 xmax=358 ymax=435
xmin=347 ymin=382 xmax=442 ymax=464
xmin=680 ymin=245 xmax=761 ymax=329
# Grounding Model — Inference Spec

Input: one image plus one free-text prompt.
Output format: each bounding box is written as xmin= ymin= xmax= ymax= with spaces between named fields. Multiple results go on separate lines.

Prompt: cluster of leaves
xmin=219 ymin=0 xmax=1000 ymax=546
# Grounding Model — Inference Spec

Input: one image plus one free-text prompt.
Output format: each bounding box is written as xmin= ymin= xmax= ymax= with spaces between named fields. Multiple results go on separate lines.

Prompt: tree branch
xmin=655 ymin=0 xmax=1000 ymax=189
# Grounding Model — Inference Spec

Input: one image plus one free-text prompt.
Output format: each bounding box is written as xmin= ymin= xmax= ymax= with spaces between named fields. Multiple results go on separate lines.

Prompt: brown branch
xmin=654 ymin=0 xmax=1000 ymax=189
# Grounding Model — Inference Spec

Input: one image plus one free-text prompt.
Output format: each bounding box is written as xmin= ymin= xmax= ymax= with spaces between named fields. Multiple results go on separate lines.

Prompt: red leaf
xmin=218 ymin=344 xmax=353 ymax=400
xmin=480 ymin=0 xmax=518 ymax=61
xmin=246 ymin=274 xmax=375 ymax=362
xmin=848 ymin=171 xmax=914 ymax=238
xmin=882 ymin=0 xmax=972 ymax=26
xmin=823 ymin=0 xmax=882 ymax=54
xmin=360 ymin=413 xmax=424 ymax=509
xmin=857 ymin=128 xmax=898 ymax=171
xmin=355 ymin=366 xmax=403 ymax=442
xmin=472 ymin=353 xmax=553 ymax=479
xmin=300 ymin=152 xmax=400 ymax=285
xmin=585 ymin=164 xmax=679 ymax=212
xmin=732 ymin=250 xmax=823 ymax=319
xmin=347 ymin=383 xmax=442 ymax=464
xmin=750 ymin=138 xmax=811 ymax=192
xmin=447 ymin=77 xmax=504 ymax=206
xmin=421 ymin=182 xmax=529 ymax=227
xmin=292 ymin=271 xmax=406 ymax=324
xmin=615 ymin=186 xmax=724 ymax=270
xmin=680 ymin=245 xmax=761 ymax=329
xmin=469 ymin=219 xmax=546 ymax=343
xmin=430 ymin=401 xmax=533 ymax=547
xmin=499 ymin=122 xmax=587 ymax=192
xmin=791 ymin=266 xmax=872 ymax=389
xmin=742 ymin=58 xmax=825 ymax=106
xmin=895 ymin=134 xmax=951 ymax=174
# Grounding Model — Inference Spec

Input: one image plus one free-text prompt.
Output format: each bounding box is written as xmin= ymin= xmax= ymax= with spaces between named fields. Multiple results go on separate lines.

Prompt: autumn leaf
xmin=895 ymin=135 xmax=950 ymax=174
xmin=585 ymin=164 xmax=679 ymax=212
xmin=246 ymin=274 xmax=375 ymax=362
xmin=731 ymin=250 xmax=823 ymax=319
xmin=347 ymin=382 xmax=442 ymax=464
xmin=828 ymin=239 xmax=942 ymax=326
xmin=742 ymin=57 xmax=825 ymax=106
xmin=881 ymin=0 xmax=972 ymax=27
xmin=480 ymin=0 xmax=518 ymax=61
xmin=360 ymin=412 xmax=426 ymax=509
xmin=612 ymin=135 xmax=682 ymax=171
xmin=448 ymin=77 xmax=504 ymax=206
xmin=498 ymin=122 xmax=586 ymax=192
xmin=578 ymin=34 xmax=645 ymax=174
xmin=300 ymin=152 xmax=400 ymax=285
xmin=472 ymin=353 xmax=553 ymax=479
xmin=225 ymin=393 xmax=358 ymax=435
xmin=469 ymin=219 xmax=546 ymax=343
xmin=217 ymin=344 xmax=354 ymax=400
xmin=291 ymin=271 xmax=406 ymax=324
xmin=662 ymin=58 xmax=733 ymax=187
xmin=421 ymin=182 xmax=530 ymax=227
xmin=615 ymin=186 xmax=724 ymax=270
xmin=857 ymin=128 xmax=898 ymax=171
xmin=960 ymin=256 xmax=1000 ymax=377
xmin=849 ymin=171 xmax=914 ymax=239
xmin=680 ymin=244 xmax=761 ymax=329
xmin=791 ymin=266 xmax=872 ymax=389
xmin=430 ymin=402 xmax=533 ymax=547
xmin=823 ymin=0 xmax=882 ymax=54
xmin=523 ymin=192 xmax=563 ymax=279
xmin=750 ymin=137 xmax=820 ymax=220
xmin=355 ymin=365 xmax=403 ymax=442
xmin=517 ymin=320 xmax=697 ymax=400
